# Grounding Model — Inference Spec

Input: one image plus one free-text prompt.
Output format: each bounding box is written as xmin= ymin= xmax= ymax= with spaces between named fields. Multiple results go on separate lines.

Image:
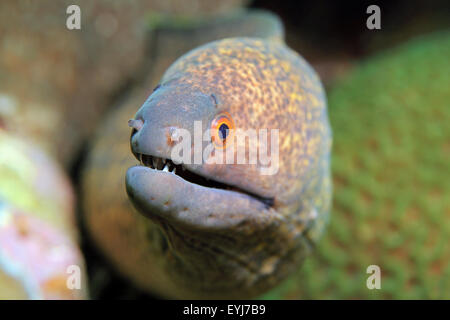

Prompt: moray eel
xmin=125 ymin=37 xmax=332 ymax=298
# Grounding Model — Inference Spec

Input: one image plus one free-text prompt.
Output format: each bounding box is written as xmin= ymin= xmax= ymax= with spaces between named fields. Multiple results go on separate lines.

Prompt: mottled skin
xmin=126 ymin=38 xmax=332 ymax=298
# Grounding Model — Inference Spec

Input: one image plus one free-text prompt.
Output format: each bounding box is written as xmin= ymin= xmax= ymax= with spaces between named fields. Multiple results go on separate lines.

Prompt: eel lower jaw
xmin=125 ymin=153 xmax=274 ymax=229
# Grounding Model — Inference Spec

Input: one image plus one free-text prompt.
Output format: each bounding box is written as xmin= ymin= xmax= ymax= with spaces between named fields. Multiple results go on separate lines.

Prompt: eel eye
xmin=211 ymin=112 xmax=235 ymax=149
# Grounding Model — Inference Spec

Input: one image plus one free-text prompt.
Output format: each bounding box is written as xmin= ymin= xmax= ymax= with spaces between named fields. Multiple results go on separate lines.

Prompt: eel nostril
xmin=128 ymin=119 xmax=144 ymax=131
xmin=129 ymin=119 xmax=143 ymax=142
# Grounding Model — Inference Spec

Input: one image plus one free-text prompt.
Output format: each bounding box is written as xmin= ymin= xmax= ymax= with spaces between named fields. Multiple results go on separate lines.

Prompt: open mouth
xmin=134 ymin=152 xmax=274 ymax=208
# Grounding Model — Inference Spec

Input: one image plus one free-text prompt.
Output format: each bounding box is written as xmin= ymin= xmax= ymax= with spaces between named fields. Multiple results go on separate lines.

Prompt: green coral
xmin=266 ymin=31 xmax=450 ymax=299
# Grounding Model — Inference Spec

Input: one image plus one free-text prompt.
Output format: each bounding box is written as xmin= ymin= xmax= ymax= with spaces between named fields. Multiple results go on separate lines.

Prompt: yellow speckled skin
xmin=83 ymin=13 xmax=331 ymax=299
xmin=161 ymin=38 xmax=331 ymax=214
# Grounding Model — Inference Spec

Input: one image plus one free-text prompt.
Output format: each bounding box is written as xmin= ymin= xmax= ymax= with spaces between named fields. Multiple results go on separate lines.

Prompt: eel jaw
xmin=125 ymin=153 xmax=274 ymax=229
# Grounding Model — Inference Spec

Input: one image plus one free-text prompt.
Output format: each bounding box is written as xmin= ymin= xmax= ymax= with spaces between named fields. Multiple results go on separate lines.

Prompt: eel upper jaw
xmin=126 ymin=152 xmax=275 ymax=228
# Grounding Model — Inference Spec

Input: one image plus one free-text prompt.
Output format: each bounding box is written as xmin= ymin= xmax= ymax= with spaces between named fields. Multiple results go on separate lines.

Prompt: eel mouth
xmin=133 ymin=152 xmax=274 ymax=208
